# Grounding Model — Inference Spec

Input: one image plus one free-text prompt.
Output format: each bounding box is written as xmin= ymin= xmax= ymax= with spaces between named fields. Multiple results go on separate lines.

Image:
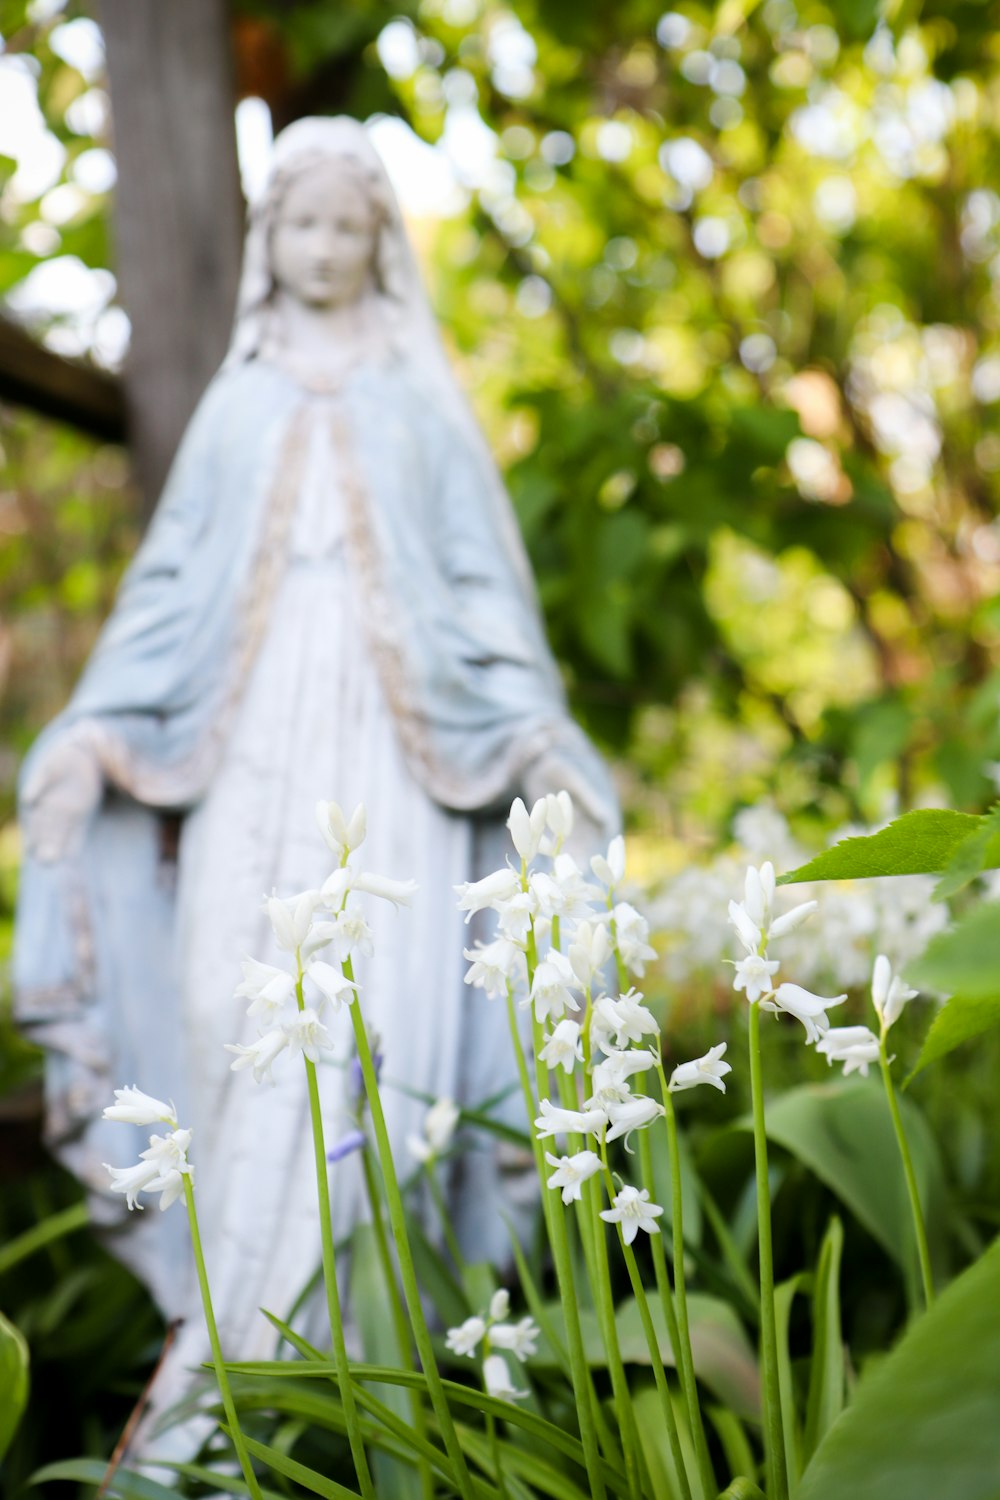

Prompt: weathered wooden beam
xmin=0 ymin=314 xmax=126 ymax=442
xmin=100 ymin=0 xmax=245 ymax=516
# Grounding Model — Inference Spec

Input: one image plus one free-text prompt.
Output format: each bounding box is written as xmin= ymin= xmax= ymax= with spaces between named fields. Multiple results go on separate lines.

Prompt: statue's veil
xmin=226 ymin=115 xmax=536 ymax=594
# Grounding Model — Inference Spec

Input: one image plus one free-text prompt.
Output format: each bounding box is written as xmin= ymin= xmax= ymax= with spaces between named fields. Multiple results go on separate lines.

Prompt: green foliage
xmin=776 ymin=809 xmax=993 ymax=884
xmin=0 ymin=1309 xmax=29 ymax=1462
xmin=797 ymin=1233 xmax=1000 ymax=1500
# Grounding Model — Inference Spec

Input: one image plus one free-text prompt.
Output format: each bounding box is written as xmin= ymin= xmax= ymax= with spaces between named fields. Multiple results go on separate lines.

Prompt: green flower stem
xmin=658 ymin=1071 xmax=714 ymax=1499
xmin=345 ymin=975 xmax=476 ymax=1500
xmin=879 ymin=1033 xmax=934 ymax=1309
xmin=521 ymin=893 xmax=607 ymax=1500
xmin=598 ymin=1147 xmax=692 ymax=1500
xmin=747 ymin=1001 xmax=789 ymax=1500
xmin=424 ymin=1158 xmax=466 ymax=1279
xmin=556 ymin=1073 xmax=644 ymax=1500
xmin=359 ymin=1146 xmax=435 ymax=1500
xmin=181 ymin=1175 xmax=263 ymax=1500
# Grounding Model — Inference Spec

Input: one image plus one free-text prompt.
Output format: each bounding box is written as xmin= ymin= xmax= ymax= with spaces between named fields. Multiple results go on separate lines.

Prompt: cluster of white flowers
xmin=816 ymin=953 xmax=917 ymax=1076
xmin=445 ymin=1289 xmax=540 ymax=1402
xmin=458 ymin=793 xmax=733 ymax=1248
xmin=224 ymin=801 xmax=417 ymax=1086
xmin=102 ymin=1087 xmax=194 ymax=1212
xmin=653 ymin=806 xmax=947 ymax=995
xmin=728 ymin=862 xmax=919 ymax=1072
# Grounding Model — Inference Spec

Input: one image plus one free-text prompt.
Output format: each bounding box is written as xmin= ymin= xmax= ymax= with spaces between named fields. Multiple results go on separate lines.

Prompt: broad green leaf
xmin=932 ymin=807 xmax=1000 ymax=900
xmin=718 ymin=1482 xmax=767 ymax=1500
xmin=743 ymin=1081 xmax=947 ymax=1288
xmin=0 ymin=1202 xmax=89 ymax=1277
xmin=906 ymin=901 xmax=1000 ymax=998
xmin=797 ymin=1235 xmax=1000 ymax=1500
xmin=350 ymin=1222 xmax=422 ymax=1500
xmin=802 ymin=1219 xmax=845 ymax=1467
xmin=777 ymin=810 xmax=990 ymax=885
xmin=707 ymin=1407 xmax=756 ymax=1488
xmin=0 ymin=1309 xmax=29 ymax=1461
xmin=908 ymin=990 xmax=1000 ymax=1079
xmin=631 ymin=1383 xmax=685 ymax=1500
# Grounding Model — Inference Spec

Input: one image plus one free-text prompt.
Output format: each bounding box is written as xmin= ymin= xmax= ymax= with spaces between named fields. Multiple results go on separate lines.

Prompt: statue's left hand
xmin=20 ymin=724 xmax=106 ymax=864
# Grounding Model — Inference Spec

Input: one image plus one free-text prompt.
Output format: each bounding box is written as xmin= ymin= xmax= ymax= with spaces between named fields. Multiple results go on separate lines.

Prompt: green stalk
xmin=296 ymin=970 xmax=376 ymax=1500
xmin=878 ymin=1034 xmax=934 ymax=1308
xmin=345 ymin=963 xmax=476 ymax=1500
xmin=659 ymin=1074 xmax=714 ymax=1498
xmin=598 ymin=1149 xmax=692 ymax=1500
xmin=747 ymin=1001 xmax=788 ymax=1500
xmin=556 ymin=1073 xmax=643 ymax=1500
xmin=485 ymin=1403 xmax=511 ymax=1500
xmin=360 ymin=1146 xmax=435 ymax=1500
xmin=181 ymin=1176 xmax=263 ymax=1500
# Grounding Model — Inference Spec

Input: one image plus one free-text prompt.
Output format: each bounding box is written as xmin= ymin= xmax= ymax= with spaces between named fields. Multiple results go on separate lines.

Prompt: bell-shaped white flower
xmin=105 ymin=1157 xmax=162 ymax=1210
xmin=728 ymin=898 xmax=763 ymax=956
xmin=590 ymin=995 xmax=624 ymax=1055
xmin=490 ymin=1317 xmax=540 ymax=1360
xmin=743 ymin=862 xmax=776 ymax=930
xmin=871 ymin=953 xmax=917 ymax=1031
xmin=121 ymin=1127 xmax=194 ymax=1212
xmin=760 ymin=982 xmax=846 ymax=1044
xmin=534 ymin=1098 xmax=607 ymax=1141
xmin=530 ymin=856 xmax=599 ymax=921
xmin=767 ymin=900 xmax=818 ymax=940
xmin=264 ymin=889 xmax=322 ymax=953
xmin=284 ymin=1008 xmax=334 ymax=1063
xmin=591 ymin=1049 xmax=656 ymax=1096
xmin=610 ymin=902 xmax=658 ymax=977
xmin=608 ymin=989 xmax=660 ymax=1047
xmin=591 ymin=834 xmax=626 ymax=890
xmin=540 ymin=789 xmax=575 ymax=855
xmin=600 ymin=1184 xmax=664 ymax=1245
xmin=454 ymin=868 xmax=522 ymax=923
xmin=489 ymin=1289 xmax=511 ymax=1322
xmin=316 ymin=800 xmax=367 ymax=861
xmin=351 ymin=872 xmax=419 ymax=908
xmin=407 ymin=1097 xmax=460 ymax=1164
xmin=306 ymin=960 xmax=359 ymax=1013
xmin=604 ymin=1093 xmax=665 ymax=1144
xmin=482 ymin=1353 xmax=528 ymax=1401
xmin=103 ymin=1086 xmax=177 ymax=1128
xmin=816 ymin=1025 xmax=881 ymax=1077
xmin=507 ymin=797 xmax=548 ymax=863
xmin=225 ymin=1028 xmax=290 ymax=1084
xmin=464 ymin=938 xmax=527 ymax=998
xmin=545 ymin=1148 xmax=603 ymax=1203
xmin=446 ymin=1316 xmax=486 ymax=1357
xmin=313 ymin=908 xmax=374 ymax=964
xmin=527 ymin=951 xmax=582 ymax=1023
xmin=732 ymin=953 xmax=780 ymax=1005
xmin=568 ymin=920 xmax=613 ymax=988
xmin=234 ymin=958 xmax=296 ymax=1021
xmin=539 ymin=1018 xmax=584 ymax=1073
xmin=669 ymin=1042 xmax=731 ymax=1094
xmin=496 ymin=889 xmax=537 ymax=946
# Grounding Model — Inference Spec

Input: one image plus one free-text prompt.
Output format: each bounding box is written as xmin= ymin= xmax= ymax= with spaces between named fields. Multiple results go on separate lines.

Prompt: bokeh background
xmin=2 ymin=0 xmax=1000 ymax=1485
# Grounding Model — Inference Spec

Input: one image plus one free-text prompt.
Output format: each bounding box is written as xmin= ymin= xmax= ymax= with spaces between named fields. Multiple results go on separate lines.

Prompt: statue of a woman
xmin=15 ymin=117 xmax=617 ymax=1455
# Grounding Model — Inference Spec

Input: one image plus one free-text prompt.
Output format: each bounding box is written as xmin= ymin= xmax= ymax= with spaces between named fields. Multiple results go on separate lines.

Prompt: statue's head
xmin=229 ymin=117 xmax=406 ymax=359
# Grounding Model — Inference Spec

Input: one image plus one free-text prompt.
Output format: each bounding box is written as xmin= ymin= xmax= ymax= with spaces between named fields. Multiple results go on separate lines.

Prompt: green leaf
xmin=350 ymin=1222 xmax=422 ymax=1500
xmin=777 ymin=810 xmax=990 ymax=885
xmin=30 ymin=1459 xmax=181 ymax=1499
xmin=742 ymin=1081 xmax=947 ymax=1287
xmin=906 ymin=901 xmax=1000 ymax=998
xmin=908 ymin=990 xmax=1000 ymax=1079
xmin=932 ymin=807 xmax=1000 ymax=900
xmin=798 ymin=1235 xmax=1000 ymax=1500
xmin=221 ymin=1428 xmax=362 ymax=1499
xmin=774 ymin=1273 xmax=808 ymax=1489
xmin=0 ymin=1202 xmax=89 ymax=1277
xmin=717 ymin=1481 xmax=767 ymax=1500
xmin=0 ymin=1309 xmax=29 ymax=1461
xmin=802 ymin=1218 xmax=845 ymax=1467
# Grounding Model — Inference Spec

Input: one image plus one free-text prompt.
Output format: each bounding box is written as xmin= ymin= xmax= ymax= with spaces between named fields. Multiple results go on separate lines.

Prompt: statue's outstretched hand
xmin=20 ymin=724 xmax=106 ymax=864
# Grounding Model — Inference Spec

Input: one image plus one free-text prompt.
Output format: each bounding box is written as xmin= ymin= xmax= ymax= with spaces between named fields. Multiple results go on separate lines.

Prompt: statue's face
xmin=270 ymin=162 xmax=377 ymax=309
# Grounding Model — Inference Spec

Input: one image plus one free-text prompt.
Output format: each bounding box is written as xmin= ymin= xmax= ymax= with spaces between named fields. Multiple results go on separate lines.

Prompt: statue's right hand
xmin=20 ymin=726 xmax=106 ymax=864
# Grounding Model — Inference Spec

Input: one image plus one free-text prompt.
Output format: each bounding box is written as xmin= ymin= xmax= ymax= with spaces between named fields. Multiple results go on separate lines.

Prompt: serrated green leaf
xmin=908 ymin=991 xmax=1000 ymax=1079
xmin=906 ymin=901 xmax=1000 ymax=998
xmin=797 ymin=1235 xmax=1000 ymax=1500
xmin=932 ymin=806 xmax=1000 ymax=900
xmin=777 ymin=810 xmax=989 ymax=885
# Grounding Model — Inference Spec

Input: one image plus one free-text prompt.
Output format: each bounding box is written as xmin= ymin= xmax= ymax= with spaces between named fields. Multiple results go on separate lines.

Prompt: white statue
xmin=15 ymin=117 xmax=617 ymax=1458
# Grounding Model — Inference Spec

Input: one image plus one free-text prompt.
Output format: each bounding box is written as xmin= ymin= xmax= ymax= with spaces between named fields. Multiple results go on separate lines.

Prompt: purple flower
xmin=327 ymin=1128 xmax=365 ymax=1164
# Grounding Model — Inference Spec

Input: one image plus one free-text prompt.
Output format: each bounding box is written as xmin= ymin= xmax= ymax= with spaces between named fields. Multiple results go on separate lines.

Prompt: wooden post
xmin=100 ymin=0 xmax=245 ymax=517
